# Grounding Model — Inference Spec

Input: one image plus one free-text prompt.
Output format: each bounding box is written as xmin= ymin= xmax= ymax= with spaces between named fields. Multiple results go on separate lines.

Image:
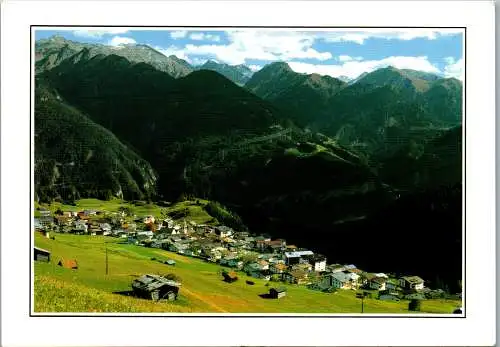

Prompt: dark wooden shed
xmin=34 ymin=246 xmax=51 ymax=262
xmin=269 ymin=287 xmax=287 ymax=299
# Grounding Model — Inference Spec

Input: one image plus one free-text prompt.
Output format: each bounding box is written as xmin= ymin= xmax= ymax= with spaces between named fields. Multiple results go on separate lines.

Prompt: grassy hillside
xmin=34 ymin=233 xmax=460 ymax=313
xmin=36 ymin=198 xmax=215 ymax=225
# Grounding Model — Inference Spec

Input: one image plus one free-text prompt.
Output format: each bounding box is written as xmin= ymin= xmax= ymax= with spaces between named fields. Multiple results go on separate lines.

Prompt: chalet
xmin=77 ymin=212 xmax=91 ymax=221
xmin=215 ymin=226 xmax=233 ymax=238
xmin=99 ymin=223 xmax=112 ymax=232
xmin=72 ymin=220 xmax=88 ymax=234
xmin=263 ymin=239 xmax=286 ymax=252
xmin=270 ymin=263 xmax=288 ymax=274
xmin=329 ymin=272 xmax=352 ymax=289
xmin=33 ymin=218 xmax=43 ymax=229
xmin=291 ymin=263 xmax=312 ymax=273
xmin=55 ymin=215 xmax=73 ymax=226
xmin=34 ymin=246 xmax=51 ymax=262
xmin=322 ymin=271 xmax=359 ymax=290
xmin=344 ymin=271 xmax=360 ymax=287
xmin=257 ymin=260 xmax=269 ymax=270
xmin=309 ymin=255 xmax=327 ymax=272
xmin=385 ymin=278 xmax=400 ymax=291
xmin=399 ymin=276 xmax=424 ymax=291
xmin=88 ymin=228 xmax=100 ymax=236
xmin=269 ymin=287 xmax=287 ymax=299
xmin=369 ymin=277 xmax=387 ymax=291
xmin=283 ymin=270 xmax=309 ymax=285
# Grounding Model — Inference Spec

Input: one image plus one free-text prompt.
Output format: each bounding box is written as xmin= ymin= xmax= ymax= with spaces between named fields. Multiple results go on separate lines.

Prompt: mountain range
xmin=34 ymin=35 xmax=463 ymax=291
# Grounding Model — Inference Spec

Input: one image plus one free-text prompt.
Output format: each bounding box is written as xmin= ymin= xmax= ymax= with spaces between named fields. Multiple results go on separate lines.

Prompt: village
xmin=34 ymin=206 xmax=454 ymax=305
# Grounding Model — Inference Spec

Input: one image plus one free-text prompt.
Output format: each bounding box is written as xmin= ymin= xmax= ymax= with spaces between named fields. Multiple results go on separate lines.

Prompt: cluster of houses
xmin=34 ymin=207 xmax=445 ymax=302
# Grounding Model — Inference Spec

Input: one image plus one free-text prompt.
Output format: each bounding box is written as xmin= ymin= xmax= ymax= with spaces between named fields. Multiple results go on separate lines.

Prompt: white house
xmin=399 ymin=276 xmax=424 ymax=291
xmin=99 ymin=223 xmax=112 ymax=232
xmin=310 ymin=255 xmax=327 ymax=272
xmin=74 ymin=220 xmax=88 ymax=233
xmin=215 ymin=226 xmax=234 ymax=238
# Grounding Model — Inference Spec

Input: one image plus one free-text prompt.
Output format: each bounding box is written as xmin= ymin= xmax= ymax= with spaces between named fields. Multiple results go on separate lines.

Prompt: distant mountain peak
xmin=195 ymin=60 xmax=254 ymax=85
xmin=267 ymin=61 xmax=292 ymax=71
xmin=50 ymin=34 xmax=67 ymax=42
xmin=36 ymin=38 xmax=194 ymax=78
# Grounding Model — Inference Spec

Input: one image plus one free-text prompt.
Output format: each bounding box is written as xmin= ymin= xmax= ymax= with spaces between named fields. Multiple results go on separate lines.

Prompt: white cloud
xmin=338 ymin=55 xmax=363 ymax=62
xmin=319 ymin=29 xmax=463 ymax=44
xmin=158 ymin=31 xmax=333 ymax=65
xmin=156 ymin=30 xmax=460 ymax=75
xmin=73 ymin=28 xmax=129 ymax=38
xmin=288 ymin=56 xmax=440 ymax=80
xmin=170 ymin=31 xmax=188 ymax=39
xmin=108 ymin=36 xmax=136 ymax=46
xmin=443 ymin=57 xmax=464 ymax=80
xmin=248 ymin=65 xmax=262 ymax=72
xmin=189 ymin=33 xmax=221 ymax=42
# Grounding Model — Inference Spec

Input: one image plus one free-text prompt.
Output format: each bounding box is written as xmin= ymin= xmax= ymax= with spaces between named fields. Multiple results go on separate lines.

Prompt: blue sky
xmin=35 ymin=28 xmax=464 ymax=80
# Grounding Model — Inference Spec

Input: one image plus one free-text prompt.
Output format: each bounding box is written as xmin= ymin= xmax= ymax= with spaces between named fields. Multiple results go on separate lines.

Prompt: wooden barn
xmin=58 ymin=258 xmax=78 ymax=269
xmin=34 ymin=246 xmax=51 ymax=262
xmin=222 ymin=270 xmax=238 ymax=283
xmin=269 ymin=287 xmax=287 ymax=299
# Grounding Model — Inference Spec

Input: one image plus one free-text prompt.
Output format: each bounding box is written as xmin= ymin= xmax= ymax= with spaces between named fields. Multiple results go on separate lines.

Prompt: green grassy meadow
xmin=34 ymin=233 xmax=460 ymax=314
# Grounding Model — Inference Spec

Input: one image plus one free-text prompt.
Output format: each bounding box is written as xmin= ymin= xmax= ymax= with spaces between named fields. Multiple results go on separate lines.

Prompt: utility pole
xmin=357 ymin=291 xmax=366 ymax=313
xmin=361 ymin=294 xmax=364 ymax=313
